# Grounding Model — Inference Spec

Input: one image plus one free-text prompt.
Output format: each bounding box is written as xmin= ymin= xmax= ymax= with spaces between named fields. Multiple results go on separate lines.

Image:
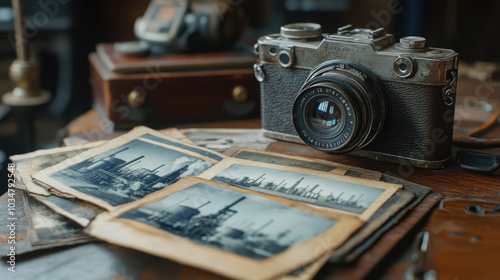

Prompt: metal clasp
xmin=442 ymin=71 xmax=457 ymax=106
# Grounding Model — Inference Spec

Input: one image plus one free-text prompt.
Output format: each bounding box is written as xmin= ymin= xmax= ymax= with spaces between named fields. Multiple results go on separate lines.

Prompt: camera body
xmin=254 ymin=23 xmax=459 ymax=168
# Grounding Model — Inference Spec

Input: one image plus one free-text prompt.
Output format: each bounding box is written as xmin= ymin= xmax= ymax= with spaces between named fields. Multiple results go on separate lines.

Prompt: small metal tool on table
xmin=405 ymin=231 xmax=437 ymax=280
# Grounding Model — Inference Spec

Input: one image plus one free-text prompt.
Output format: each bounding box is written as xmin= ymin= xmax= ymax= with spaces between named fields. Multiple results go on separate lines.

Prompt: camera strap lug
xmin=442 ymin=71 xmax=457 ymax=106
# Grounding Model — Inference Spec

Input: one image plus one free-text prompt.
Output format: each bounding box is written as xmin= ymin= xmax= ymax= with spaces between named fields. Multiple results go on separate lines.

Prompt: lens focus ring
xmin=293 ymin=83 xmax=359 ymax=151
xmin=292 ymin=61 xmax=387 ymax=154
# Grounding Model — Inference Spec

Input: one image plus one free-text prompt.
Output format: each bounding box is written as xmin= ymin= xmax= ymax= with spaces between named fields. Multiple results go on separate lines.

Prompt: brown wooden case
xmin=89 ymin=43 xmax=260 ymax=127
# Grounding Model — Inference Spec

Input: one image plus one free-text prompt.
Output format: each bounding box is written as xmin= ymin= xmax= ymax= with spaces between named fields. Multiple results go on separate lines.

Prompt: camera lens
xmin=305 ymin=97 xmax=345 ymax=138
xmin=292 ymin=62 xmax=387 ymax=153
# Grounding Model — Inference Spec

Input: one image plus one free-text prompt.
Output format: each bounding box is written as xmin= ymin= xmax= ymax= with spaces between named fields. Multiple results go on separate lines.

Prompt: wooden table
xmin=61 ymin=78 xmax=500 ymax=279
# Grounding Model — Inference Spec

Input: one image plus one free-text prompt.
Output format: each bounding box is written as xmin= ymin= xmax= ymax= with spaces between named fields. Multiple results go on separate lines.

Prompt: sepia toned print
xmin=33 ymin=126 xmax=225 ymax=210
xmin=88 ymin=177 xmax=362 ymax=280
xmin=197 ymin=158 xmax=401 ymax=220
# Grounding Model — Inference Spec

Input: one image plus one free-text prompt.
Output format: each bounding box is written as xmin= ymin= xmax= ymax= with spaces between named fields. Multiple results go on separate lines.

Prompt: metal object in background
xmin=2 ymin=0 xmax=51 ymax=152
xmin=284 ymin=0 xmax=351 ymax=12
xmin=405 ymin=231 xmax=437 ymax=280
xmin=2 ymin=0 xmax=50 ymax=107
xmin=456 ymin=150 xmax=500 ymax=173
xmin=133 ymin=0 xmax=250 ymax=53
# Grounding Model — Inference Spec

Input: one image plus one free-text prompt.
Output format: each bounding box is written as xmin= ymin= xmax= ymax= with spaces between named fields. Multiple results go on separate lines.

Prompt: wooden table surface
xmin=62 ymin=78 xmax=500 ymax=279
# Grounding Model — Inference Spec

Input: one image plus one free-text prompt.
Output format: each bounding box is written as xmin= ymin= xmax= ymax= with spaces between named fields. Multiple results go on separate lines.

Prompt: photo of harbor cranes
xmin=212 ymin=164 xmax=385 ymax=214
xmin=50 ymin=139 xmax=214 ymax=206
xmin=120 ymin=182 xmax=337 ymax=260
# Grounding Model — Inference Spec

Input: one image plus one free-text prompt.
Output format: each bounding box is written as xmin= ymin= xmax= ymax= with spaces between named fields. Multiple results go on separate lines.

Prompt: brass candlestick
xmin=2 ymin=0 xmax=50 ymax=107
xmin=2 ymin=0 xmax=51 ymax=152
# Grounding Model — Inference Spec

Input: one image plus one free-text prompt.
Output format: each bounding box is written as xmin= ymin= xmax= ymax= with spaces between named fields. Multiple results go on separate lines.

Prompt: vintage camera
xmin=134 ymin=0 xmax=249 ymax=53
xmin=254 ymin=23 xmax=459 ymax=168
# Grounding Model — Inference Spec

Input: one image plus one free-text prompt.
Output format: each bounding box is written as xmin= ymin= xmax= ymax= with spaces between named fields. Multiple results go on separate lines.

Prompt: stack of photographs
xmin=1 ymin=126 xmax=431 ymax=280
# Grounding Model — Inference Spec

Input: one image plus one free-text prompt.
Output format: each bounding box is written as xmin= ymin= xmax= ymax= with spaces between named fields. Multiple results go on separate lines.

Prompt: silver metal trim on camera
xmin=393 ymin=56 xmax=416 ymax=78
xmin=253 ymin=63 xmax=266 ymax=82
xmin=256 ymin=23 xmax=459 ymax=168
xmin=262 ymin=129 xmax=449 ymax=169
xmin=442 ymin=71 xmax=457 ymax=106
xmin=253 ymin=43 xmax=260 ymax=55
xmin=262 ymin=129 xmax=303 ymax=144
xmin=349 ymin=150 xmax=449 ymax=169
xmin=399 ymin=36 xmax=426 ymax=49
xmin=280 ymin=23 xmax=322 ymax=39
xmin=257 ymin=24 xmax=457 ymax=85
xmin=278 ymin=49 xmax=294 ymax=68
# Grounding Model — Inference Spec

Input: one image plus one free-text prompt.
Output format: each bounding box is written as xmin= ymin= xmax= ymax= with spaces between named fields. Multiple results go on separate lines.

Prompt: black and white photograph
xmin=198 ymin=158 xmax=401 ymax=220
xmin=231 ymin=149 xmax=348 ymax=174
xmin=140 ymin=133 xmax=224 ymax=161
xmin=34 ymin=194 xmax=106 ymax=227
xmin=87 ymin=177 xmax=362 ymax=280
xmin=180 ymin=128 xmax=276 ymax=152
xmin=10 ymin=141 xmax=103 ymax=196
xmin=50 ymin=139 xmax=215 ymax=206
xmin=32 ymin=127 xmax=224 ymax=210
xmin=212 ymin=164 xmax=382 ymax=214
xmin=120 ymin=182 xmax=337 ymax=260
xmin=24 ymin=194 xmax=92 ymax=246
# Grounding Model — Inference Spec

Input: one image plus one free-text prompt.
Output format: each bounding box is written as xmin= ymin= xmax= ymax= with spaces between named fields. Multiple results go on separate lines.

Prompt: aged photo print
xmin=212 ymin=165 xmax=381 ymax=214
xmin=23 ymin=193 xmax=93 ymax=246
xmin=179 ymin=128 xmax=276 ymax=152
xmin=87 ymin=177 xmax=362 ymax=280
xmin=33 ymin=194 xmax=106 ymax=227
xmin=230 ymin=148 xmax=382 ymax=180
xmin=198 ymin=158 xmax=401 ymax=220
xmin=229 ymin=148 xmax=348 ymax=175
xmin=10 ymin=141 xmax=103 ymax=196
xmin=50 ymin=139 xmax=214 ymax=206
xmin=33 ymin=126 xmax=225 ymax=210
xmin=120 ymin=182 xmax=337 ymax=260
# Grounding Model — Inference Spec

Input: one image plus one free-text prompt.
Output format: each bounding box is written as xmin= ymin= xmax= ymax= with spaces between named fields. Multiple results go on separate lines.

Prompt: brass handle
xmin=232 ymin=85 xmax=248 ymax=102
xmin=128 ymin=90 xmax=146 ymax=107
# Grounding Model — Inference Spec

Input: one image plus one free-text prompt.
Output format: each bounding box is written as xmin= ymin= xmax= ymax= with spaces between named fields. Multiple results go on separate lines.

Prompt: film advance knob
xmin=280 ymin=23 xmax=322 ymax=39
xmin=399 ymin=36 xmax=426 ymax=49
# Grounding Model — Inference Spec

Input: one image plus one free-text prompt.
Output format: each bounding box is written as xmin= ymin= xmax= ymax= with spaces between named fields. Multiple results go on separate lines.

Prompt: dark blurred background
xmin=0 ymin=0 xmax=499 ymax=193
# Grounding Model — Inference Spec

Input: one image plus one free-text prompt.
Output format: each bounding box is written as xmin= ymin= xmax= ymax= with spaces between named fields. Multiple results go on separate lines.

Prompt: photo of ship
xmin=120 ymin=182 xmax=337 ymax=260
xmin=211 ymin=164 xmax=385 ymax=214
xmin=50 ymin=139 xmax=214 ymax=206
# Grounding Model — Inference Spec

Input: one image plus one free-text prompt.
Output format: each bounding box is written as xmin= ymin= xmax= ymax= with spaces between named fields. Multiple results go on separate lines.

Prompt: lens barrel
xmin=292 ymin=61 xmax=387 ymax=153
